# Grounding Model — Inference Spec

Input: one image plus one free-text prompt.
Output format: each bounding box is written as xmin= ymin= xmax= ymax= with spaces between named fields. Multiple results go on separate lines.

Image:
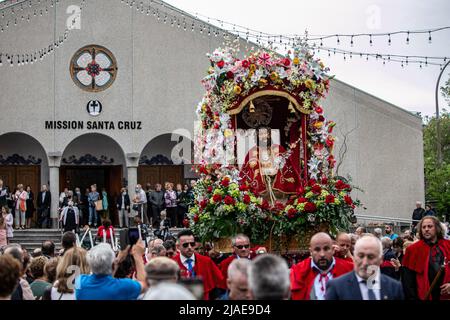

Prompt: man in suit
xmin=173 ymin=229 xmax=225 ymax=300
xmin=37 ymin=184 xmax=51 ymax=229
xmin=325 ymin=235 xmax=404 ymax=300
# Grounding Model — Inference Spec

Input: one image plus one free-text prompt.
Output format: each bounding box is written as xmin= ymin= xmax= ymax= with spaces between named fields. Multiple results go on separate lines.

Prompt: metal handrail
xmin=355 ymin=214 xmax=420 ymax=224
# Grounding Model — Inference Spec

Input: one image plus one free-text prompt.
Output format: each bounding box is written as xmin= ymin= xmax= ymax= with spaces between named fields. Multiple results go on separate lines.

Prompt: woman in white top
xmin=50 ymin=247 xmax=90 ymax=300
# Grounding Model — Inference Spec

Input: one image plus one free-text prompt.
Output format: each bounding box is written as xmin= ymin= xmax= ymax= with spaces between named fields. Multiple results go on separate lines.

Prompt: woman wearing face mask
xmin=116 ymin=188 xmax=130 ymax=228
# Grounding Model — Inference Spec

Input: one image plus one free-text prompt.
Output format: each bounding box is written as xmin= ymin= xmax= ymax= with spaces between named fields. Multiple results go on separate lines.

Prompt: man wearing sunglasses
xmin=173 ymin=229 xmax=225 ymax=300
xmin=219 ymin=234 xmax=253 ymax=285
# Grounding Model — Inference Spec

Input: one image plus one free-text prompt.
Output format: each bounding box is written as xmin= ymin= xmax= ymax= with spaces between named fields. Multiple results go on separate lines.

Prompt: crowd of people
xmin=0 ymin=178 xmax=197 ymax=239
xmin=0 ymin=214 xmax=449 ymax=301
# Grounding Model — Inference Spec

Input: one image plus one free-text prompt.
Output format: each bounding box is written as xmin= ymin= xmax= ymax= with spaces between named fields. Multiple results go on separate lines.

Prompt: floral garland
xmin=190 ymin=41 xmax=360 ymax=246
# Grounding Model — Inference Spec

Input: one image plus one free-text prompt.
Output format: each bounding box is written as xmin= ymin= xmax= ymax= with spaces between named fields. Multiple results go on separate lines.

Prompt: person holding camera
xmin=75 ymin=240 xmax=147 ymax=300
xmin=154 ymin=209 xmax=171 ymax=241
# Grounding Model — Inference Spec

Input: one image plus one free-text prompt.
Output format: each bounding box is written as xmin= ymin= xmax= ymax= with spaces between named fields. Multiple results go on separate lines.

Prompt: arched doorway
xmin=138 ymin=133 xmax=195 ymax=188
xmin=0 ymin=132 xmax=48 ymax=226
xmin=61 ymin=133 xmax=126 ymax=225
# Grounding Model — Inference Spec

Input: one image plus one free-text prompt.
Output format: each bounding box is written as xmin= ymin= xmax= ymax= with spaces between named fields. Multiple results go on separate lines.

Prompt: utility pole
xmin=435 ymin=60 xmax=450 ymax=166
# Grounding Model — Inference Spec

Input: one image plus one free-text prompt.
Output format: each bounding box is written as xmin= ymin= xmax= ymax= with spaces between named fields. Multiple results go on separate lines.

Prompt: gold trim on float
xmin=228 ymin=90 xmax=312 ymax=115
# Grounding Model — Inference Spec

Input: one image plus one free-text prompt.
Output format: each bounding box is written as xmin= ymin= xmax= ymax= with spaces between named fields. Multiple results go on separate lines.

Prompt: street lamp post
xmin=435 ymin=59 xmax=450 ymax=166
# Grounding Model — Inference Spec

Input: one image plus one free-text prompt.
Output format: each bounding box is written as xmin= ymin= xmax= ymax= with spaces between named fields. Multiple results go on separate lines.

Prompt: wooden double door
xmin=0 ymin=165 xmax=41 ymax=223
xmin=138 ymin=165 xmax=184 ymax=187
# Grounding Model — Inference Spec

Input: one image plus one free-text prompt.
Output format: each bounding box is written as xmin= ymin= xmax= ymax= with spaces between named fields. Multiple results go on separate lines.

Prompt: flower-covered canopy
xmin=189 ymin=41 xmax=359 ymax=247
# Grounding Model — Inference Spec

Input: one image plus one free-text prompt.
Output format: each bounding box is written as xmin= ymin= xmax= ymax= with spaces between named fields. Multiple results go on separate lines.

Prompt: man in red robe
xmin=218 ymin=234 xmax=253 ymax=285
xmin=333 ymin=232 xmax=354 ymax=263
xmin=290 ymin=232 xmax=354 ymax=300
xmin=402 ymin=216 xmax=450 ymax=300
xmin=173 ymin=229 xmax=225 ymax=300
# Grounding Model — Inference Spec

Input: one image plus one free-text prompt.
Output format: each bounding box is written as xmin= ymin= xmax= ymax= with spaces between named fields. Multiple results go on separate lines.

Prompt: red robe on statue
xmin=239 ymin=144 xmax=302 ymax=194
xmin=290 ymin=257 xmax=354 ymax=300
xmin=173 ymin=252 xmax=225 ymax=300
xmin=402 ymin=239 xmax=450 ymax=300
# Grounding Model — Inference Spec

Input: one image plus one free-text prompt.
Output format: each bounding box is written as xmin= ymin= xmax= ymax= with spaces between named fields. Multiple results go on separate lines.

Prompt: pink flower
xmin=258 ymin=52 xmax=273 ymax=67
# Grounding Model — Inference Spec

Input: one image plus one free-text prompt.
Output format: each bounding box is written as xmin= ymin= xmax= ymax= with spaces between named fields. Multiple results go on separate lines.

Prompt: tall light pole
xmin=435 ymin=60 xmax=450 ymax=166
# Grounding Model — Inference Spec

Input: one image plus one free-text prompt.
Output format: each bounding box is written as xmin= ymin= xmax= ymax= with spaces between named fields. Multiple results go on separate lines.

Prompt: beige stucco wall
xmin=0 ymin=0 xmax=424 ymax=220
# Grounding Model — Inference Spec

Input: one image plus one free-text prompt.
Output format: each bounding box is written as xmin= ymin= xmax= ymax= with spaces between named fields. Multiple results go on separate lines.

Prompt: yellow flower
xmin=250 ymin=64 xmax=257 ymax=72
xmin=334 ymin=198 xmax=341 ymax=205
xmin=259 ymin=79 xmax=268 ymax=86
xmin=224 ymin=129 xmax=233 ymax=138
xmin=305 ymin=191 xmax=314 ymax=199
xmin=270 ymin=72 xmax=279 ymax=81
xmin=321 ymin=190 xmax=329 ymax=198
xmin=234 ymin=85 xmax=242 ymax=95
xmin=293 ymin=57 xmax=300 ymax=65
xmin=314 ymin=122 xmax=323 ymax=129
xmin=201 ymin=104 xmax=207 ymax=112
xmin=305 ymin=79 xmax=316 ymax=90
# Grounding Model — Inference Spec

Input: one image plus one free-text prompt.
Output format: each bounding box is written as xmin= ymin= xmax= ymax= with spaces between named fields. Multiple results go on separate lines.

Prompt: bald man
xmin=334 ymin=232 xmax=354 ymax=263
xmin=290 ymin=232 xmax=354 ymax=300
xmin=326 ymin=235 xmax=404 ymax=300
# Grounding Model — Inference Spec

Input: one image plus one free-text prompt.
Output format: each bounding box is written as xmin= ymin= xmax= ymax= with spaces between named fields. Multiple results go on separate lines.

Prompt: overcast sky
xmin=163 ymin=0 xmax=450 ymax=118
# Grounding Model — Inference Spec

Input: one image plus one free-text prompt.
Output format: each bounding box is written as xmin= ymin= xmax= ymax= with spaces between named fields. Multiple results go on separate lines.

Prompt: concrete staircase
xmin=10 ymin=229 xmax=64 ymax=252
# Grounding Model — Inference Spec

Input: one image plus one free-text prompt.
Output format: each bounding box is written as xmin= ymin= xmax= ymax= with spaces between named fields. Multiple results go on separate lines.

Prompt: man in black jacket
xmin=149 ymin=184 xmax=165 ymax=228
xmin=37 ymin=185 xmax=51 ymax=229
xmin=412 ymin=201 xmax=425 ymax=233
xmin=0 ymin=179 xmax=7 ymax=208
xmin=326 ymin=235 xmax=404 ymax=300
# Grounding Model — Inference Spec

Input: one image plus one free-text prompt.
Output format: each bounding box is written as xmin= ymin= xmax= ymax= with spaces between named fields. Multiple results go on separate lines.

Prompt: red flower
xmin=243 ymin=194 xmax=251 ymax=204
xmin=282 ymin=58 xmax=291 ymax=67
xmin=217 ymin=60 xmax=225 ymax=69
xmin=224 ymin=195 xmax=235 ymax=205
xmin=274 ymin=201 xmax=285 ymax=211
xmin=207 ymin=186 xmax=213 ymax=193
xmin=304 ymin=202 xmax=317 ymax=213
xmin=335 ymin=180 xmax=346 ymax=190
xmin=193 ymin=215 xmax=199 ymax=223
xmin=287 ymin=208 xmax=297 ymax=219
xmin=321 ymin=177 xmax=328 ymax=185
xmin=297 ymin=197 xmax=308 ymax=203
xmin=183 ymin=218 xmax=190 ymax=228
xmin=318 ymin=115 xmax=325 ymax=122
xmin=226 ymin=71 xmax=234 ymax=79
xmin=325 ymin=195 xmax=335 ymax=204
xmin=311 ymin=184 xmax=322 ymax=194
xmin=261 ymin=199 xmax=270 ymax=210
xmin=199 ymin=166 xmax=209 ymax=175
xmin=242 ymin=60 xmax=250 ymax=68
xmin=315 ymin=106 xmax=323 ymax=114
xmin=200 ymin=199 xmax=209 ymax=208
xmin=296 ymin=186 xmax=305 ymax=196
xmin=239 ymin=184 xmax=249 ymax=191
xmin=326 ymin=136 xmax=334 ymax=148
xmin=344 ymin=195 xmax=353 ymax=205
xmin=221 ymin=178 xmax=230 ymax=187
xmin=308 ymin=179 xmax=317 ymax=187
xmin=328 ymin=155 xmax=336 ymax=168
xmin=212 ymin=194 xmax=222 ymax=203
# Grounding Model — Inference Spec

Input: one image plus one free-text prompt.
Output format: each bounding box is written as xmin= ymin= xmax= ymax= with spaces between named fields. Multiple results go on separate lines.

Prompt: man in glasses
xmin=173 ymin=229 xmax=225 ymax=300
xmin=219 ymin=234 xmax=252 ymax=285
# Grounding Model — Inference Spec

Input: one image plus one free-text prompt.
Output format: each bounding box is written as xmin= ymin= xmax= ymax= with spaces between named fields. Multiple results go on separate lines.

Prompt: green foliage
xmin=423 ymin=105 xmax=450 ymax=218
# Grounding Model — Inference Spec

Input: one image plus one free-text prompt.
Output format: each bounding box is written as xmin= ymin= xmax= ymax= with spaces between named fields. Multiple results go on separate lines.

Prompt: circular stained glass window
xmin=70 ymin=45 xmax=118 ymax=92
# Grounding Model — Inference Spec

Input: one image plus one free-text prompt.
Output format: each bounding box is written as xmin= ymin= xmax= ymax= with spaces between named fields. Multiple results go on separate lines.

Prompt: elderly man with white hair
xmin=412 ymin=201 xmax=425 ymax=231
xmin=325 ymin=235 xmax=404 ymax=300
xmin=75 ymin=240 xmax=147 ymax=300
xmin=219 ymin=258 xmax=251 ymax=300
xmin=248 ymin=254 xmax=290 ymax=300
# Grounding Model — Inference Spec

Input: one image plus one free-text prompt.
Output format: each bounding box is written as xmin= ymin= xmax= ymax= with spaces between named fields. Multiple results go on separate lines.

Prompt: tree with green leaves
xmin=423 ymin=74 xmax=450 ymax=220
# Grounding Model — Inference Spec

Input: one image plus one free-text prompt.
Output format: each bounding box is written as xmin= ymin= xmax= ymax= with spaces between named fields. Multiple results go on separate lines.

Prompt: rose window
xmin=70 ymin=45 xmax=118 ymax=92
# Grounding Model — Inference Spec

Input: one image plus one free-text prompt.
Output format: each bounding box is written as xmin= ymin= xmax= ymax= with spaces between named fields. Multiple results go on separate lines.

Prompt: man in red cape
xmin=218 ymin=234 xmax=254 ymax=286
xmin=402 ymin=216 xmax=450 ymax=300
xmin=290 ymin=232 xmax=353 ymax=300
xmin=173 ymin=229 xmax=225 ymax=300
